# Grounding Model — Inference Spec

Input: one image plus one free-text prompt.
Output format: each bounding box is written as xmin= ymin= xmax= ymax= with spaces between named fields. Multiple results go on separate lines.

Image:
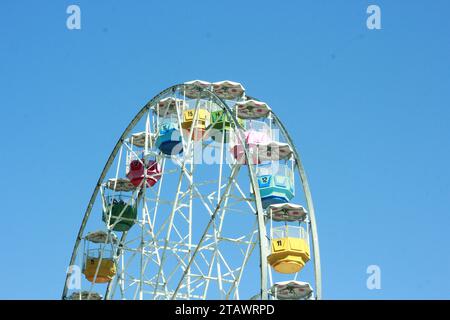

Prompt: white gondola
xmin=271 ymin=281 xmax=313 ymax=300
xmin=67 ymin=291 xmax=103 ymax=300
xmin=129 ymin=131 xmax=154 ymax=148
xmin=212 ymin=80 xmax=245 ymax=100
xmin=236 ymin=99 xmax=271 ymax=119
xmin=156 ymin=97 xmax=185 ymax=116
xmin=267 ymin=203 xmax=307 ymax=222
xmin=257 ymin=141 xmax=293 ymax=162
xmin=85 ymin=230 xmax=118 ymax=244
xmin=183 ymin=80 xmax=212 ymax=99
xmin=106 ymin=178 xmax=136 ymax=192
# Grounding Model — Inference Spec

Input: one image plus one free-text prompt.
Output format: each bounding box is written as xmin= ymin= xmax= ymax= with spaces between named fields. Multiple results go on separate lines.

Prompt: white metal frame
xmin=62 ymin=83 xmax=321 ymax=300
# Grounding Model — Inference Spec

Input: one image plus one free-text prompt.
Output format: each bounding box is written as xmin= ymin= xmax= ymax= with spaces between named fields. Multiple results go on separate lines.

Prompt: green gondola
xmin=207 ymin=110 xmax=243 ymax=142
xmin=102 ymin=198 xmax=137 ymax=232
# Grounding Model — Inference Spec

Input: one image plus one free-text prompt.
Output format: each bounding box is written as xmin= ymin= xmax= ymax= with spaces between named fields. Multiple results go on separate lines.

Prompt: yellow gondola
xmin=181 ymin=107 xmax=210 ymax=141
xmin=83 ymin=256 xmax=116 ymax=283
xmin=267 ymin=226 xmax=310 ymax=274
xmin=81 ymin=231 xmax=117 ymax=283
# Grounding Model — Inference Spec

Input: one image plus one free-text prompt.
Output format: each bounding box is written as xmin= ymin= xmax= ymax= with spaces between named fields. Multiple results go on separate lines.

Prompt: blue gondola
xmin=155 ymin=115 xmax=183 ymax=155
xmin=256 ymin=162 xmax=294 ymax=209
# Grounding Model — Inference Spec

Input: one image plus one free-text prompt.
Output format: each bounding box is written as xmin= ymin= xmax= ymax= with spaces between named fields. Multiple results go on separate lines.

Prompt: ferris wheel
xmin=62 ymin=80 xmax=322 ymax=300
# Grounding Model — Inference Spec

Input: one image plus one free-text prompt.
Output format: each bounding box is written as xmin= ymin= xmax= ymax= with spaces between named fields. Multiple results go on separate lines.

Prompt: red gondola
xmin=126 ymin=159 xmax=161 ymax=188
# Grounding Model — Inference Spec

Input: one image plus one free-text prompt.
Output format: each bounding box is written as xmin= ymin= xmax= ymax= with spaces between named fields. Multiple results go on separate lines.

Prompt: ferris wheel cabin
xmin=82 ymin=231 xmax=117 ymax=284
xmin=102 ymin=197 xmax=137 ymax=232
xmin=256 ymin=161 xmax=295 ymax=209
xmin=181 ymin=105 xmax=211 ymax=141
xmin=206 ymin=105 xmax=244 ymax=142
xmin=126 ymin=159 xmax=161 ymax=188
xmin=154 ymin=97 xmax=184 ymax=155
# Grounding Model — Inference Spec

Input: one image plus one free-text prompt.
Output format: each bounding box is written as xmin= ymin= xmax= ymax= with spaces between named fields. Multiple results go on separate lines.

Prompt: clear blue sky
xmin=0 ymin=0 xmax=449 ymax=299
